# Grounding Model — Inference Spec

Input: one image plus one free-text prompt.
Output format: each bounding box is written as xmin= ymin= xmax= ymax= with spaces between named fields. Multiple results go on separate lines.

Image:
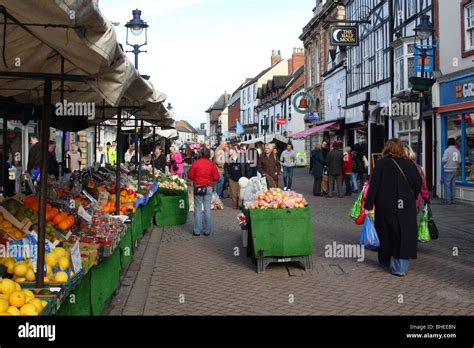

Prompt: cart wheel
xmin=257 ymin=258 xmax=265 ymax=274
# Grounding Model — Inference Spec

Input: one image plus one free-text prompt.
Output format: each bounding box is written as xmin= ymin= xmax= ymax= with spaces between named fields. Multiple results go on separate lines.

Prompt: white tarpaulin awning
xmin=240 ymin=134 xmax=289 ymax=145
xmin=0 ymin=0 xmax=174 ymax=127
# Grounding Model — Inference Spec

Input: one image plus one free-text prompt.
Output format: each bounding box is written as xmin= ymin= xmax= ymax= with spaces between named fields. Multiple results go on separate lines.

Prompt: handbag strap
xmin=391 ymin=159 xmax=414 ymax=195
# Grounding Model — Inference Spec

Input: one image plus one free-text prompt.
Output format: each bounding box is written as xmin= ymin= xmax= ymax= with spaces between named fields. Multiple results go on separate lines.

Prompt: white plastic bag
xmin=211 ymin=192 xmax=224 ymax=210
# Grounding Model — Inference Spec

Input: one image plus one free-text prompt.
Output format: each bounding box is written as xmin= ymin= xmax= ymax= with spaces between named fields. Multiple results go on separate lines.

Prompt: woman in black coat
xmin=364 ymin=139 xmax=422 ymax=276
xmin=311 ymin=143 xmax=326 ymax=196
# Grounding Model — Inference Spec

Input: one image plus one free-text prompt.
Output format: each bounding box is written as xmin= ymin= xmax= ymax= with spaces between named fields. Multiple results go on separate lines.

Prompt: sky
xmin=99 ymin=0 xmax=313 ymax=128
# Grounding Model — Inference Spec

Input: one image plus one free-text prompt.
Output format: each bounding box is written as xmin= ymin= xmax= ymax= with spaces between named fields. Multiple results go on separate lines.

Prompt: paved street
xmin=106 ymin=169 xmax=474 ymax=316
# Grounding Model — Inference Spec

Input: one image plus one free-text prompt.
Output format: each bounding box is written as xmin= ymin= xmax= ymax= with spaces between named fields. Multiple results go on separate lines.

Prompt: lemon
xmin=52 ymin=247 xmax=67 ymax=259
xmin=54 ymin=272 xmax=69 ymax=282
xmin=7 ymin=306 xmax=20 ymax=316
xmin=40 ymin=300 xmax=48 ymax=309
xmin=19 ymin=303 xmax=38 ymax=316
xmin=0 ymin=298 xmax=9 ymax=312
xmin=26 ymin=298 xmax=43 ymax=313
xmin=45 ymin=253 xmax=58 ymax=268
xmin=23 ymin=290 xmax=35 ymax=303
xmin=0 ymin=279 xmax=16 ymax=295
xmin=0 ymin=294 xmax=9 ymax=301
xmin=14 ymin=263 xmax=28 ymax=277
xmin=15 ymin=282 xmax=21 ymax=291
xmin=58 ymin=256 xmax=70 ymax=270
xmin=9 ymin=291 xmax=26 ymax=308
xmin=4 ymin=258 xmax=15 ymax=274
xmin=46 ymin=265 xmax=52 ymax=277
xmin=14 ymin=277 xmax=26 ymax=284
xmin=25 ymin=268 xmax=36 ymax=281
xmin=0 ymin=312 xmax=12 ymax=316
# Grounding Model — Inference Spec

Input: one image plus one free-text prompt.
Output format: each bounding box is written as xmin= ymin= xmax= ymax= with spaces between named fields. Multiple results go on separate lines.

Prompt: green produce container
xmin=250 ymin=207 xmax=313 ymax=258
xmin=154 ymin=194 xmax=189 ymax=228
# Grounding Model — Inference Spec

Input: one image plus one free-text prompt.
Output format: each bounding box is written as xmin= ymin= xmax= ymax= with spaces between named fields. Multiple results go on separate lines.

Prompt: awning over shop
xmin=291 ymin=121 xmax=338 ymax=139
xmin=0 ymin=0 xmax=173 ymax=127
xmin=240 ymin=134 xmax=289 ymax=145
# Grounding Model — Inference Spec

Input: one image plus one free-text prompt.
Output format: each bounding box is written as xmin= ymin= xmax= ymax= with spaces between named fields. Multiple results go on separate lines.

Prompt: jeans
xmin=328 ymin=175 xmax=343 ymax=197
xmin=282 ymin=166 xmax=294 ymax=189
xmin=193 ymin=189 xmax=213 ymax=235
xmin=350 ymin=173 xmax=359 ymax=192
xmin=344 ymin=174 xmax=352 ymax=195
xmin=444 ymin=171 xmax=456 ymax=203
xmin=390 ymin=257 xmax=410 ymax=275
xmin=216 ymin=173 xmax=224 ymax=197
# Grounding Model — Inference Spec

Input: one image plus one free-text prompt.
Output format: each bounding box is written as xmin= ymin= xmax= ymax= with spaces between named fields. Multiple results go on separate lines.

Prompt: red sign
xmin=276 ymin=118 xmax=287 ymax=125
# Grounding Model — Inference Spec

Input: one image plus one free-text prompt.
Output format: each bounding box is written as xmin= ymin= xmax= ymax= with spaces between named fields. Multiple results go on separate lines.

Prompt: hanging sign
xmin=276 ymin=118 xmax=287 ymax=125
xmin=414 ymin=47 xmax=434 ymax=73
xmin=330 ymin=26 xmax=359 ymax=46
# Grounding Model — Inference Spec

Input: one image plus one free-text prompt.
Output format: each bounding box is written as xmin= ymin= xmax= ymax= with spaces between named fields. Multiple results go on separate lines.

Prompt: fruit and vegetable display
xmin=0 ymin=278 xmax=49 ymax=316
xmin=157 ymin=173 xmax=187 ymax=195
xmin=245 ymin=188 xmax=309 ymax=210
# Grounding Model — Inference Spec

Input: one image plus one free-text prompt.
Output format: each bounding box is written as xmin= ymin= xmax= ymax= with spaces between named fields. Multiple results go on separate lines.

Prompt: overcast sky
xmin=99 ymin=0 xmax=313 ymax=128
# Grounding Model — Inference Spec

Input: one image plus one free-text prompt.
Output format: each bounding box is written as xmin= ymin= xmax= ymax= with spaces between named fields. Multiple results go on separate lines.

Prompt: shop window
xmin=446 ymin=117 xmax=463 ymax=180
xmin=465 ymin=3 xmax=474 ymax=51
xmin=464 ymin=114 xmax=474 ymax=182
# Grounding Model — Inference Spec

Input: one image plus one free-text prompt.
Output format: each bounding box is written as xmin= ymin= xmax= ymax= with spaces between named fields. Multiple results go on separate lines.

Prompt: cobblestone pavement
xmin=107 ymin=169 xmax=474 ymax=316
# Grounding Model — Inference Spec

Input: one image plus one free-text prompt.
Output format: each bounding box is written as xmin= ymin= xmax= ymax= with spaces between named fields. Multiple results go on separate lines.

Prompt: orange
xmin=51 ymin=208 xmax=59 ymax=217
xmin=67 ymin=216 xmax=75 ymax=226
xmin=58 ymin=221 xmax=70 ymax=231
xmin=53 ymin=212 xmax=67 ymax=226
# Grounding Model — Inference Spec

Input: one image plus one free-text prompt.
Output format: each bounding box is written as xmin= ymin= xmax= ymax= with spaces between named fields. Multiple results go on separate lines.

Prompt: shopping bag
xmin=427 ymin=204 xmax=439 ymax=240
xmin=417 ymin=204 xmax=431 ymax=242
xmin=349 ymin=191 xmax=363 ymax=220
xmin=211 ymin=192 xmax=224 ymax=210
xmin=359 ymin=215 xmax=380 ymax=248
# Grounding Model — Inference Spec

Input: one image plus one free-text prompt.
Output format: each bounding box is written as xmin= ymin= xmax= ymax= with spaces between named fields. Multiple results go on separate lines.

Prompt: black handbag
xmin=427 ymin=204 xmax=439 ymax=240
xmin=194 ymin=164 xmax=215 ymax=196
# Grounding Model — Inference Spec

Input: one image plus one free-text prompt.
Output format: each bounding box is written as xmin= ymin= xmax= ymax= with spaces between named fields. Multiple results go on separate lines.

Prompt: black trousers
xmin=313 ymin=177 xmax=322 ymax=196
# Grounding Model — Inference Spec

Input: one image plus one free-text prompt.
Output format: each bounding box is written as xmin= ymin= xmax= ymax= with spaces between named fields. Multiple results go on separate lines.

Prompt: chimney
xmin=271 ymin=50 xmax=282 ymax=66
xmin=289 ymin=47 xmax=305 ymax=75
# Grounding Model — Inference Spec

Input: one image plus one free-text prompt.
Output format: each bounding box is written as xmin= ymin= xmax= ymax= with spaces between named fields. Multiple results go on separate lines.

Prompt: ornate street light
xmin=125 ymin=9 xmax=149 ymax=70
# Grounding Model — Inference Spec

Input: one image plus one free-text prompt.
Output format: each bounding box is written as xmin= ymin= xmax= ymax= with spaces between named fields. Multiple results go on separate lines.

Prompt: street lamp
xmin=410 ymin=14 xmax=436 ymax=165
xmin=125 ymin=9 xmax=148 ymax=164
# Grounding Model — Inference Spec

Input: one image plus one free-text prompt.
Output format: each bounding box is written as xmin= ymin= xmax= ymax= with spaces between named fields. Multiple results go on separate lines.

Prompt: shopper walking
xmin=213 ymin=140 xmax=228 ymax=197
xmin=311 ymin=143 xmax=326 ymax=196
xmin=225 ymin=148 xmax=246 ymax=209
xmin=188 ymin=147 xmax=220 ymax=236
xmin=351 ymin=150 xmax=364 ymax=192
xmin=258 ymin=144 xmax=279 ymax=188
xmin=66 ymin=143 xmax=82 ymax=172
xmin=153 ymin=146 xmax=166 ymax=174
xmin=364 ymin=139 xmax=422 ymax=276
xmin=321 ymin=140 xmax=330 ymax=160
xmin=442 ymin=138 xmax=461 ymax=204
xmin=326 ymin=141 xmax=344 ymax=198
xmin=280 ymin=143 xmax=297 ymax=191
xmin=169 ymin=145 xmax=184 ymax=178
xmin=342 ymin=146 xmax=353 ymax=196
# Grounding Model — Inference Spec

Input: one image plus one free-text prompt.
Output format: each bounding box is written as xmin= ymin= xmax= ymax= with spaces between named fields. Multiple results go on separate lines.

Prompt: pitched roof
xmin=176 ymin=120 xmax=198 ymax=133
xmin=273 ymin=75 xmax=292 ymax=88
xmin=243 ymin=64 xmax=274 ymax=87
xmin=228 ymin=83 xmax=243 ymax=106
xmin=205 ymin=92 xmax=230 ymax=113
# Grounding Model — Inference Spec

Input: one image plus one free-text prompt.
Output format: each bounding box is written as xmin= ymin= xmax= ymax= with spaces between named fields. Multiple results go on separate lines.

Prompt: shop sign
xmin=440 ymin=74 xmax=474 ymax=106
xmin=304 ymin=112 xmax=321 ymax=123
xmin=330 ymin=26 xmax=359 ymax=46
xmin=276 ymin=118 xmax=287 ymax=125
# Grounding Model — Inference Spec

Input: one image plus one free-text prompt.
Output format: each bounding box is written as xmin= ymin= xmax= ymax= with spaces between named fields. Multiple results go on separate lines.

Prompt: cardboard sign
xmin=78 ymin=206 xmax=92 ymax=224
xmin=70 ymin=240 xmax=82 ymax=273
xmin=98 ymin=191 xmax=110 ymax=207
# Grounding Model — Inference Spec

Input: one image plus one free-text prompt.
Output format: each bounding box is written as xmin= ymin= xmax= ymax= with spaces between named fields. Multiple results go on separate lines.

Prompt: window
xmin=248 ymin=87 xmax=251 ymax=103
xmin=242 ymin=90 xmax=246 ymax=106
xmin=466 ymin=4 xmax=474 ymax=51
xmin=307 ymin=46 xmax=313 ymax=86
xmin=362 ymin=38 xmax=371 ymax=87
xmin=394 ymin=43 xmax=416 ymax=93
xmin=375 ymin=28 xmax=384 ymax=81
xmin=398 ymin=120 xmax=421 ymax=161
xmin=406 ymin=0 xmax=417 ymax=18
xmin=315 ymin=41 xmax=321 ymax=84
xmin=248 ymin=108 xmax=251 ymax=124
xmin=395 ymin=0 xmax=404 ymax=27
xmin=253 ymin=84 xmax=257 ymax=101
xmin=446 ymin=117 xmax=463 ymax=180
xmin=328 ymin=95 xmax=333 ymax=112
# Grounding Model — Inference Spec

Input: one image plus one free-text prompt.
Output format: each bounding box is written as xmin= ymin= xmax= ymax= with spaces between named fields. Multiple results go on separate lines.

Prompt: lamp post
xmin=412 ymin=14 xmax=435 ymax=166
xmin=262 ymin=115 xmax=269 ymax=144
xmin=125 ymin=9 xmax=148 ymax=165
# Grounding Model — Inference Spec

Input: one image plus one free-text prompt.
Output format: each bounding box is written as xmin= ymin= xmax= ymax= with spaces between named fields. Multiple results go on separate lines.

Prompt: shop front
xmin=437 ymin=71 xmax=474 ymax=202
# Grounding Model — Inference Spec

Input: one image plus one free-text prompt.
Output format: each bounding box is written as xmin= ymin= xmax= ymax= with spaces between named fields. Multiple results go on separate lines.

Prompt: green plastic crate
xmin=249 ymin=207 xmax=313 ymax=259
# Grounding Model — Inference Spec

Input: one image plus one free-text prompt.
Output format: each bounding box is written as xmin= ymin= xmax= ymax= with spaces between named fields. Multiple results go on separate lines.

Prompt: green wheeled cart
xmin=154 ymin=193 xmax=189 ymax=227
xmin=247 ymin=207 xmax=314 ymax=273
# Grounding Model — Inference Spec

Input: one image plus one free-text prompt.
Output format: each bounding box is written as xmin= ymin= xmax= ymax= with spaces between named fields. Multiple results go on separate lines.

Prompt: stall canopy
xmin=291 ymin=121 xmax=338 ymax=139
xmin=0 ymin=0 xmax=174 ymax=127
xmin=240 ymin=134 xmax=289 ymax=145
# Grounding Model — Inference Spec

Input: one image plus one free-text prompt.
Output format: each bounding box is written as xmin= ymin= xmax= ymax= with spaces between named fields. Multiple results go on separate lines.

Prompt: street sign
xmin=330 ymin=26 xmax=359 ymax=46
xmin=414 ymin=47 xmax=434 ymax=73
xmin=276 ymin=118 xmax=287 ymax=125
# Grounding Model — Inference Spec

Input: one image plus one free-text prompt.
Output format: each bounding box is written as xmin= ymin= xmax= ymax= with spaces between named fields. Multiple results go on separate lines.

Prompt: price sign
xmin=77 ymin=206 xmax=92 ymax=224
xmin=70 ymin=240 xmax=82 ymax=273
xmin=98 ymin=191 xmax=109 ymax=207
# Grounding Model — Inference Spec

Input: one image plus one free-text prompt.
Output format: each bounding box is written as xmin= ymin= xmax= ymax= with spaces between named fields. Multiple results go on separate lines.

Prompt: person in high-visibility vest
xmin=107 ymin=141 xmax=117 ymax=166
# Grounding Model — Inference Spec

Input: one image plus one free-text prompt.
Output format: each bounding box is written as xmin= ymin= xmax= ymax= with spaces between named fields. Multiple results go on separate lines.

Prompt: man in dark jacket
xmin=311 ymin=143 xmax=326 ymax=196
xmin=224 ymin=148 xmax=248 ymax=209
xmin=153 ymin=146 xmax=167 ymax=173
xmin=47 ymin=140 xmax=59 ymax=180
xmin=27 ymin=135 xmax=41 ymax=174
xmin=326 ymin=141 xmax=343 ymax=198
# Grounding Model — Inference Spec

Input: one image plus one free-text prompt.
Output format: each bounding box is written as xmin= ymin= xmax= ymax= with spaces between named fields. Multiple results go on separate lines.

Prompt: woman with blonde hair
xmin=169 ymin=145 xmax=184 ymax=178
xmin=405 ymin=147 xmax=430 ymax=212
xmin=364 ymin=139 xmax=422 ymax=276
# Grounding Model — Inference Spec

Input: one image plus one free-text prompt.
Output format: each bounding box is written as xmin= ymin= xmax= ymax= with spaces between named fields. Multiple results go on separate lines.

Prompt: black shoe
xmin=203 ymin=233 xmax=210 ymax=237
xmin=193 ymin=232 xmax=200 ymax=236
